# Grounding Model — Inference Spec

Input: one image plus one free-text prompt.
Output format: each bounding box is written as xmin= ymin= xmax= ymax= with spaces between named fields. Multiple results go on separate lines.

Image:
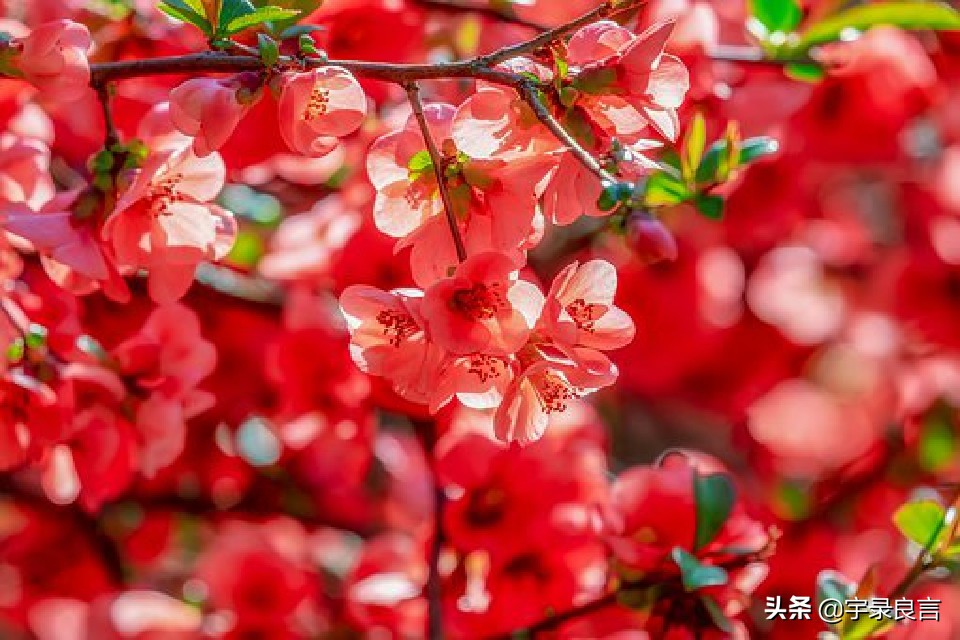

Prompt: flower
xmin=103 ymin=143 xmax=236 ymax=303
xmin=169 ymin=73 xmax=261 ymax=157
xmin=421 ymin=252 xmax=543 ymax=356
xmin=15 ymin=20 xmax=92 ymax=101
xmin=339 ymin=285 xmax=444 ymax=406
xmin=278 ymin=66 xmax=367 ymax=157
xmin=570 ymin=20 xmax=690 ymax=141
xmin=539 ymin=258 xmax=636 ymax=352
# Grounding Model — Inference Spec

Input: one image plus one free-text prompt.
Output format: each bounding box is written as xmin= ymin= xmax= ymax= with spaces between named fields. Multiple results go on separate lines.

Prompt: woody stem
xmin=405 ymin=81 xmax=469 ymax=263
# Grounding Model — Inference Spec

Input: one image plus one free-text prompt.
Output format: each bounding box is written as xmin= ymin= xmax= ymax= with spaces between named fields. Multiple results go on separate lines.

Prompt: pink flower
xmin=421 ymin=251 xmax=543 ymax=356
xmin=278 ymin=66 xmax=367 ymax=157
xmin=339 ymin=285 xmax=445 ymax=405
xmin=0 ymin=134 xmax=54 ymax=208
xmin=103 ymin=143 xmax=236 ymax=303
xmin=494 ymin=346 xmax=617 ymax=445
xmin=169 ymin=73 xmax=261 ymax=157
xmin=2 ymin=190 xmax=128 ymax=298
xmin=112 ymin=304 xmax=217 ymax=476
xmin=16 ymin=20 xmax=92 ymax=101
xmin=367 ymin=103 xmax=453 ymax=239
xmin=539 ymin=259 xmax=636 ymax=352
xmin=571 ymin=20 xmax=690 ymax=141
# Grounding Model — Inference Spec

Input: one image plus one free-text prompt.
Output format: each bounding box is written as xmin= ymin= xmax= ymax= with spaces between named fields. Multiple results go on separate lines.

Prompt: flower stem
xmin=405 ymin=81 xmax=469 ymax=263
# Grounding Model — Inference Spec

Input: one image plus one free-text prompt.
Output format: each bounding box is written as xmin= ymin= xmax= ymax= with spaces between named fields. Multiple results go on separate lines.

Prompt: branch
xmin=707 ymin=44 xmax=818 ymax=67
xmin=405 ymin=82 xmax=469 ymax=263
xmin=480 ymin=0 xmax=642 ymax=67
xmin=413 ymin=0 xmax=549 ymax=31
xmin=518 ymin=82 xmax=617 ymax=185
xmin=94 ymin=82 xmax=120 ymax=148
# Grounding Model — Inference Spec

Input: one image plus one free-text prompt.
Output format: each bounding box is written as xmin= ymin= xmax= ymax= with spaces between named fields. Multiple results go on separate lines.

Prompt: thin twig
xmin=94 ymin=82 xmax=120 ymax=148
xmin=518 ymin=82 xmax=617 ymax=185
xmin=405 ymin=82 xmax=468 ymax=263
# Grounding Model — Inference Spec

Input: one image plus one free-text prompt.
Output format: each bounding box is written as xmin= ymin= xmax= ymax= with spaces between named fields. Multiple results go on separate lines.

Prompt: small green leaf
xmin=893 ymin=499 xmax=947 ymax=550
xmin=643 ymin=172 xmax=693 ymax=207
xmin=225 ymin=5 xmax=301 ymax=34
xmin=671 ymin=548 xmax=729 ymax=592
xmin=750 ymin=0 xmax=803 ymax=34
xmin=795 ymin=2 xmax=960 ymax=51
xmin=227 ymin=230 xmax=263 ymax=267
xmin=817 ymin=569 xmax=855 ymax=606
xmin=299 ymin=33 xmax=319 ymax=55
xmin=695 ymin=194 xmax=725 ymax=220
xmin=279 ymin=23 xmax=324 ymax=39
xmin=25 ymin=323 xmax=47 ymax=349
xmin=158 ymin=0 xmax=213 ymax=34
xmin=695 ymin=136 xmax=779 ymax=184
xmin=682 ymin=112 xmax=707 ymax=184
xmin=218 ymin=0 xmax=256 ymax=31
xmin=597 ymin=182 xmax=632 ymax=211
xmin=407 ymin=149 xmax=434 ymax=177
xmin=918 ymin=407 xmax=955 ymax=472
xmin=694 ymin=472 xmax=736 ymax=549
xmin=257 ymin=33 xmax=279 ymax=67
xmin=785 ymin=62 xmax=825 ymax=82
xmin=701 ymin=595 xmax=734 ymax=633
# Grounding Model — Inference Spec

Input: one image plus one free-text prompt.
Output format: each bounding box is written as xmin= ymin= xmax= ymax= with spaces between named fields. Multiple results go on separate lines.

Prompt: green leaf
xmin=158 ymin=0 xmax=213 ymax=34
xmin=671 ymin=548 xmax=729 ymax=592
xmin=795 ymin=2 xmax=960 ymax=51
xmin=227 ymin=230 xmax=263 ymax=267
xmin=785 ymin=62 xmax=825 ymax=82
xmin=643 ymin=173 xmax=693 ymax=207
xmin=817 ymin=569 xmax=855 ymax=606
xmin=701 ymin=595 xmax=734 ymax=633
xmin=597 ymin=182 xmax=632 ymax=211
xmin=694 ymin=472 xmax=735 ymax=549
xmin=695 ymin=194 xmax=724 ymax=220
xmin=225 ymin=5 xmax=301 ymax=34
xmin=299 ymin=33 xmax=319 ymax=55
xmin=279 ymin=23 xmax=324 ymax=39
xmin=918 ymin=407 xmax=955 ymax=472
xmin=682 ymin=112 xmax=707 ymax=184
xmin=219 ymin=0 xmax=256 ymax=31
xmin=407 ymin=149 xmax=434 ymax=178
xmin=893 ymin=499 xmax=947 ymax=550
xmin=695 ymin=136 xmax=779 ymax=184
xmin=750 ymin=0 xmax=803 ymax=34
xmin=257 ymin=33 xmax=279 ymax=66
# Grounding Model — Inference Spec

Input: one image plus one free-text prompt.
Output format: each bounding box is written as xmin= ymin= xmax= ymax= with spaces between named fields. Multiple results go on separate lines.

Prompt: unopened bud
xmin=627 ymin=216 xmax=678 ymax=264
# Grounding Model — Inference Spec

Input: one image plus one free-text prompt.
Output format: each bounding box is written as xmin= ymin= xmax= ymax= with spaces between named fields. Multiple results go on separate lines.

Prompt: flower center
xmin=303 ymin=86 xmax=330 ymax=121
xmin=149 ymin=173 xmax=184 ymax=216
xmin=565 ymin=298 xmax=605 ymax=331
xmin=534 ymin=370 xmax=577 ymax=414
xmin=376 ymin=309 xmax=418 ymax=347
xmin=466 ymin=354 xmax=506 ymax=383
xmin=452 ymin=283 xmax=505 ymax=320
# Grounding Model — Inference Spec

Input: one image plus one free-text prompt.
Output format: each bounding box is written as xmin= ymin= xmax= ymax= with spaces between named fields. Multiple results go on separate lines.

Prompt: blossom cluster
xmin=1 ymin=0 xmax=960 ymax=639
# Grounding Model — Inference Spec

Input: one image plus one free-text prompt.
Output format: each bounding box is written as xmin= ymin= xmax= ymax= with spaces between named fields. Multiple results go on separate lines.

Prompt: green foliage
xmin=159 ymin=0 xmax=301 ymax=38
xmin=671 ymin=548 xmax=729 ymax=592
xmin=794 ymin=1 xmax=960 ymax=51
xmin=257 ymin=32 xmax=279 ymax=66
xmin=749 ymin=0 xmax=803 ymax=34
xmin=918 ymin=406 xmax=956 ymax=472
xmin=893 ymin=499 xmax=948 ymax=550
xmin=694 ymin=472 xmax=735 ymax=550
xmin=158 ymin=0 xmax=213 ymax=35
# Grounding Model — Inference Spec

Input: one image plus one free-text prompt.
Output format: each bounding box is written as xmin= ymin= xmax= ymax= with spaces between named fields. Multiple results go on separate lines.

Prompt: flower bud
xmin=627 ymin=215 xmax=678 ymax=264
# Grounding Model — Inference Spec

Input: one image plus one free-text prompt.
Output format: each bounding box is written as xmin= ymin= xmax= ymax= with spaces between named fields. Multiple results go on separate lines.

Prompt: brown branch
xmin=707 ymin=44 xmax=817 ymax=67
xmin=413 ymin=0 xmax=549 ymax=31
xmin=405 ymin=82 xmax=469 ymax=263
xmin=94 ymin=82 xmax=120 ymax=148
xmin=518 ymin=82 xmax=617 ymax=185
